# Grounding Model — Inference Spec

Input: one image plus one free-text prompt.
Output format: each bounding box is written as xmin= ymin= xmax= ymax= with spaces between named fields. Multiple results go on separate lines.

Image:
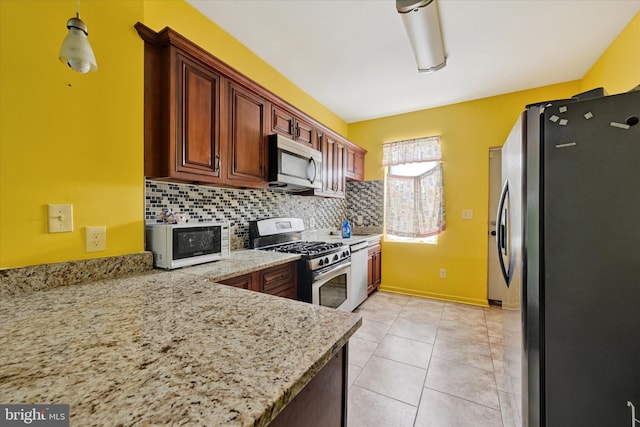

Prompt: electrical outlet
xmin=356 ymin=215 xmax=364 ymax=225
xmin=48 ymin=204 xmax=73 ymax=233
xmin=309 ymin=217 xmax=316 ymax=229
xmin=85 ymin=226 xmax=106 ymax=252
xmin=462 ymin=209 xmax=474 ymax=220
xmin=439 ymin=268 xmax=447 ymax=279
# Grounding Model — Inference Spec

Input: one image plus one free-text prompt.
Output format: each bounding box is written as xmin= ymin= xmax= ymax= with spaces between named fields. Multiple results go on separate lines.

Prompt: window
xmin=383 ymin=137 xmax=445 ymax=243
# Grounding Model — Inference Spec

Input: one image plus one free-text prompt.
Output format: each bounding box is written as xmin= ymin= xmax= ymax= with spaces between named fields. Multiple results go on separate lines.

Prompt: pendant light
xmin=59 ymin=0 xmax=98 ymax=73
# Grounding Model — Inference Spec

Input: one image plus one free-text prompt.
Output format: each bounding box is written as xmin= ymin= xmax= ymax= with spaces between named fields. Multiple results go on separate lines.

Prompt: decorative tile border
xmin=0 ymin=252 xmax=153 ymax=296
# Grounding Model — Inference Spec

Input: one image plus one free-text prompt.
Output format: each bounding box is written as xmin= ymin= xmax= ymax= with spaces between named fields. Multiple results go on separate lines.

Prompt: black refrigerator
xmin=497 ymin=89 xmax=640 ymax=427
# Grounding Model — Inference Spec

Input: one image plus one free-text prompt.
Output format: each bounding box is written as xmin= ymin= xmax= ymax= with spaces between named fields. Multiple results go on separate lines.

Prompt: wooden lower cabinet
xmin=218 ymin=262 xmax=297 ymax=299
xmin=218 ymin=272 xmax=253 ymax=290
xmin=258 ymin=262 xmax=297 ymax=299
xmin=268 ymin=344 xmax=348 ymax=427
xmin=367 ymin=242 xmax=382 ymax=295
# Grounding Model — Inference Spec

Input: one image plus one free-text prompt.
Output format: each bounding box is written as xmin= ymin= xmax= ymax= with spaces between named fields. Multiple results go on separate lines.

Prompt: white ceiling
xmin=187 ymin=0 xmax=640 ymax=123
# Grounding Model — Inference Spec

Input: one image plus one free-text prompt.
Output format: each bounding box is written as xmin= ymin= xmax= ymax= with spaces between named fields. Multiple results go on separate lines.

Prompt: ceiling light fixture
xmin=396 ymin=0 xmax=446 ymax=73
xmin=59 ymin=0 xmax=98 ymax=73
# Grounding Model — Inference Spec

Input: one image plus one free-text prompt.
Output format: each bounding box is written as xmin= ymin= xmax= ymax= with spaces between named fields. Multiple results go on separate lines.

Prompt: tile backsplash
xmin=346 ymin=180 xmax=384 ymax=228
xmin=145 ymin=179 xmax=384 ymax=249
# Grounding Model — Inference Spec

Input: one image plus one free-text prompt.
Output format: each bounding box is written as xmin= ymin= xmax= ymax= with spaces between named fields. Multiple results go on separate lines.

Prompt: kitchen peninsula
xmin=0 ymin=253 xmax=361 ymax=426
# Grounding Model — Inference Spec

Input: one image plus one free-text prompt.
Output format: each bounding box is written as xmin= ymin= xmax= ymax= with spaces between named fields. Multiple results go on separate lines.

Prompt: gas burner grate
xmin=270 ymin=241 xmax=345 ymax=256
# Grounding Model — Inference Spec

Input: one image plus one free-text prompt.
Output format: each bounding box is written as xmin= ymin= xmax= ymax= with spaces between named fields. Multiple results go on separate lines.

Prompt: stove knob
xmin=325 ymin=257 xmax=330 ymax=265
xmin=343 ymin=251 xmax=349 ymax=258
xmin=318 ymin=258 xmax=324 ymax=266
xmin=333 ymin=254 xmax=339 ymax=261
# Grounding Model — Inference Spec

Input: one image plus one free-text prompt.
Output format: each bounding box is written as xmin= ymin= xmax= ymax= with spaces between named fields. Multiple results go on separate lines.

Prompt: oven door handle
xmin=313 ymin=261 xmax=351 ymax=281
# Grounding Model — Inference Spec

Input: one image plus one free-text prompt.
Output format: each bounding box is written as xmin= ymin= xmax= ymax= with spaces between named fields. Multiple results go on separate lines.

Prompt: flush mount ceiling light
xmin=396 ymin=0 xmax=446 ymax=73
xmin=59 ymin=0 xmax=98 ymax=73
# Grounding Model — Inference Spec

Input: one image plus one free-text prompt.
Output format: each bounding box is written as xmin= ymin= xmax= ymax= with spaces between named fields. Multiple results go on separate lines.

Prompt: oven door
xmin=312 ymin=261 xmax=351 ymax=311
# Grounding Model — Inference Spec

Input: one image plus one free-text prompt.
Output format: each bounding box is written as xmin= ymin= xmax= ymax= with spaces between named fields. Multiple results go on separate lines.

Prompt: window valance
xmin=382 ymin=136 xmax=441 ymax=166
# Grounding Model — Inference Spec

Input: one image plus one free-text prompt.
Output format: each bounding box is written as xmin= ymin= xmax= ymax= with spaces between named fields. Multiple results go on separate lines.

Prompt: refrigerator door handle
xmin=496 ymin=181 xmax=511 ymax=287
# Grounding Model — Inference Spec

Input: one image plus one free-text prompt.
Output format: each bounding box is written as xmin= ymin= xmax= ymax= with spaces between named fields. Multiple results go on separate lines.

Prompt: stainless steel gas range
xmin=249 ymin=217 xmax=354 ymax=311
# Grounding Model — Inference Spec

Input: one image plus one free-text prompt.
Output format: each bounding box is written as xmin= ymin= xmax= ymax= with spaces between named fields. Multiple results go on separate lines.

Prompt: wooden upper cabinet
xmin=294 ymin=116 xmax=315 ymax=148
xmin=271 ymin=105 xmax=317 ymax=149
xmin=135 ymin=23 xmax=364 ymax=194
xmin=175 ymin=53 xmax=223 ymax=180
xmin=137 ymin=24 xmax=224 ymax=184
xmin=316 ymin=132 xmax=346 ymax=198
xmin=225 ymin=82 xmax=268 ymax=188
xmin=271 ymin=105 xmax=295 ymax=139
xmin=345 ymin=144 xmax=366 ymax=181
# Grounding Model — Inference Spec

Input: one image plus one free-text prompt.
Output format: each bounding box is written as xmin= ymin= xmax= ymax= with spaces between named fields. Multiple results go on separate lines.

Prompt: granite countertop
xmin=177 ymin=249 xmax=301 ymax=282
xmin=0 ymin=267 xmax=361 ymax=426
xmin=302 ymin=230 xmax=383 ymax=246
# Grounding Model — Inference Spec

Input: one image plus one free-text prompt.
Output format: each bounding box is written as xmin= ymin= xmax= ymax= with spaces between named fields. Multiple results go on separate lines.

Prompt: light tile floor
xmin=347 ymin=291 xmax=522 ymax=427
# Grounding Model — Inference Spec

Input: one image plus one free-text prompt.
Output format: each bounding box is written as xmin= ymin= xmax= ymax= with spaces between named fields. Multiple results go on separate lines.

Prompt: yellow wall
xmin=582 ymin=12 xmax=640 ymax=94
xmin=1 ymin=1 xmax=636 ymax=281
xmin=142 ymin=0 xmax=348 ymax=137
xmin=0 ymin=0 xmax=145 ymax=268
xmin=348 ymin=10 xmax=639 ymax=305
xmin=0 ymin=0 xmax=347 ymax=269
xmin=348 ymin=82 xmax=581 ymax=305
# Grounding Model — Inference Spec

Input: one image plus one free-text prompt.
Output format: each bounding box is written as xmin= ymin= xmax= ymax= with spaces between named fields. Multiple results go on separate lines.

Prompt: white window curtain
xmin=383 ymin=137 xmax=446 ymax=238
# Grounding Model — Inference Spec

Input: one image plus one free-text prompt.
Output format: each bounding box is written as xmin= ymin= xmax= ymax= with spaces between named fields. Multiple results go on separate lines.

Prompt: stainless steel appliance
xmin=145 ymin=222 xmax=230 ymax=269
xmin=497 ymin=89 xmax=640 ymax=427
xmin=349 ymin=241 xmax=369 ymax=311
xmin=250 ymin=217 xmax=352 ymax=311
xmin=268 ymin=134 xmax=322 ymax=192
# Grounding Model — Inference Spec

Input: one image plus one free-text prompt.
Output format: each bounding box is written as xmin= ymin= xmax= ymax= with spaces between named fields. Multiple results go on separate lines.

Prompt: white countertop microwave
xmin=145 ymin=222 xmax=230 ymax=269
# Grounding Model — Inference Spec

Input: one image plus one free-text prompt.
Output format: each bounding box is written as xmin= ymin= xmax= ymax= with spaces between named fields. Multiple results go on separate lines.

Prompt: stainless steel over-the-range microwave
xmin=145 ymin=222 xmax=230 ymax=269
xmin=268 ymin=134 xmax=322 ymax=192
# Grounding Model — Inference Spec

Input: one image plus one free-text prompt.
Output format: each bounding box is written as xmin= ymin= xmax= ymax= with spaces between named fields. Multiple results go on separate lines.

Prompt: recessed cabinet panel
xmin=295 ymin=117 xmax=315 ymax=148
xmin=367 ymin=242 xmax=382 ymax=295
xmin=272 ymin=106 xmax=295 ymax=138
xmin=226 ymin=82 xmax=268 ymax=188
xmin=316 ymin=133 xmax=346 ymax=198
xmin=346 ymin=145 xmax=365 ymax=181
xmin=177 ymin=56 xmax=221 ymax=177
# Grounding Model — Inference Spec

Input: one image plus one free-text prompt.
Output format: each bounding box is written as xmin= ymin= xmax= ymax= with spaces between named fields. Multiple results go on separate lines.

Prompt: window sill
xmin=384 ymin=234 xmax=438 ymax=245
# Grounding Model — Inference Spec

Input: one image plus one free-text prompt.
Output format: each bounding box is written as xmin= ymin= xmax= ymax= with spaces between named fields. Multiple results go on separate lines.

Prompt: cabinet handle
xmin=214 ymin=154 xmax=220 ymax=172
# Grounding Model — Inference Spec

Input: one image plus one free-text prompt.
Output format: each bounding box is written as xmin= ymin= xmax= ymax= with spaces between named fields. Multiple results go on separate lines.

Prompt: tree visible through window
xmin=383 ymin=137 xmax=445 ymax=243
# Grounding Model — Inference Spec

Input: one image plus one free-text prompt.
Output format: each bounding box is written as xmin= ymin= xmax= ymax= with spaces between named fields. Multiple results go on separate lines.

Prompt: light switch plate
xmin=462 ymin=209 xmax=474 ymax=220
xmin=48 ymin=204 xmax=73 ymax=233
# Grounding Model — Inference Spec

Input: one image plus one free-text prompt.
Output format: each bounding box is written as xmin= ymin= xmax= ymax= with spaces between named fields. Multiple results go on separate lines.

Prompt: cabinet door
xmin=334 ymin=140 xmax=345 ymax=196
xmin=173 ymin=52 xmax=223 ymax=182
xmin=225 ymin=82 xmax=268 ymax=188
xmin=367 ymin=243 xmax=382 ymax=295
xmin=346 ymin=146 xmax=365 ymax=181
xmin=317 ymin=133 xmax=346 ymax=198
xmin=258 ymin=262 xmax=297 ymax=299
xmin=294 ymin=117 xmax=316 ymax=149
xmin=219 ymin=273 xmax=253 ymax=290
xmin=373 ymin=250 xmax=382 ymax=286
xmin=271 ymin=105 xmax=295 ymax=139
xmin=367 ymin=251 xmax=375 ymax=295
